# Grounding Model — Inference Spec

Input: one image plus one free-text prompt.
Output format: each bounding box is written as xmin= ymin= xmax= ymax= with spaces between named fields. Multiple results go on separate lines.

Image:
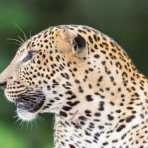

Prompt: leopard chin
xmin=17 ymin=108 xmax=38 ymax=121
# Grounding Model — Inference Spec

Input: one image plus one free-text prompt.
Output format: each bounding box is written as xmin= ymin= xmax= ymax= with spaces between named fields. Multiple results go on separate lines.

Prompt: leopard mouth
xmin=16 ymin=93 xmax=45 ymax=113
xmin=12 ymin=89 xmax=45 ymax=121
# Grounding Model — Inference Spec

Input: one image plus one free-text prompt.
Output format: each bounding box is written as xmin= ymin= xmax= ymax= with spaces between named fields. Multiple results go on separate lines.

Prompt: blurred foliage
xmin=0 ymin=122 xmax=26 ymax=148
xmin=0 ymin=0 xmax=147 ymax=148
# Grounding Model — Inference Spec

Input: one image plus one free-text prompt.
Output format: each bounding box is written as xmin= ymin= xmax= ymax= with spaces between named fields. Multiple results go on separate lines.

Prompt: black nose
xmin=0 ymin=81 xmax=7 ymax=89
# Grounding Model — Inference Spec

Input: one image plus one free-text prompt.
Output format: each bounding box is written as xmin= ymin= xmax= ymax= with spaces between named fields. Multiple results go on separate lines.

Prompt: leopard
xmin=0 ymin=25 xmax=147 ymax=148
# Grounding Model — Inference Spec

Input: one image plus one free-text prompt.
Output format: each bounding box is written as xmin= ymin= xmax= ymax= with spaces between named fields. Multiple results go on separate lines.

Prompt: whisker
xmin=14 ymin=23 xmax=28 ymax=41
xmin=29 ymin=31 xmax=32 ymax=38
xmin=7 ymin=38 xmax=22 ymax=45
xmin=13 ymin=110 xmax=39 ymax=131
xmin=13 ymin=114 xmax=23 ymax=128
xmin=17 ymin=35 xmax=25 ymax=44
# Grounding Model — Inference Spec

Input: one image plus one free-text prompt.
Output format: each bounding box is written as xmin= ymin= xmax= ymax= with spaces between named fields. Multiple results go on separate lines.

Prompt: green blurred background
xmin=0 ymin=0 xmax=147 ymax=148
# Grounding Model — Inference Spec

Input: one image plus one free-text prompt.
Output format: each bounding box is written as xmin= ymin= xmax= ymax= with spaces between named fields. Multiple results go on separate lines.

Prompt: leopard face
xmin=0 ymin=25 xmax=92 ymax=121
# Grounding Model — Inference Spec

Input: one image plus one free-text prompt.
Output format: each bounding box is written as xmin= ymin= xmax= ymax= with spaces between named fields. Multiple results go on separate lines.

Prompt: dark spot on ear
xmin=73 ymin=34 xmax=86 ymax=51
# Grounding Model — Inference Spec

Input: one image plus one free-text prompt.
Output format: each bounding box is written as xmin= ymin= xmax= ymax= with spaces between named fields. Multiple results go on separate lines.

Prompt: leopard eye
xmin=22 ymin=50 xmax=36 ymax=63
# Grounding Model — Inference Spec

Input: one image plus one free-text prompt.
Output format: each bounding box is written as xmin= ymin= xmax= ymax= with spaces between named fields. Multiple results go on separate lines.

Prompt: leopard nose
xmin=0 ymin=81 xmax=7 ymax=89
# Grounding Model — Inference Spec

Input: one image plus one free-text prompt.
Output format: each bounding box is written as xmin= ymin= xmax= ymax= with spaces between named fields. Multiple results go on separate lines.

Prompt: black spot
xmin=93 ymin=34 xmax=98 ymax=42
xmin=88 ymin=36 xmax=93 ymax=44
xmin=79 ymin=116 xmax=87 ymax=121
xmin=62 ymin=106 xmax=72 ymax=111
xmin=126 ymin=115 xmax=135 ymax=123
xmin=61 ymin=73 xmax=70 ymax=80
xmin=110 ymin=101 xmax=115 ymax=106
xmin=94 ymin=112 xmax=101 ymax=117
xmin=116 ymin=124 xmax=126 ymax=132
xmin=86 ymin=95 xmax=93 ymax=102
xmin=98 ymin=101 xmax=104 ymax=111
xmin=69 ymin=144 xmax=75 ymax=148
xmin=121 ymin=133 xmax=127 ymax=140
xmin=107 ymin=114 xmax=114 ymax=120
xmin=67 ymin=101 xmax=80 ymax=106
xmin=112 ymin=139 xmax=118 ymax=143
xmin=78 ymin=86 xmax=84 ymax=93
xmin=60 ymin=111 xmax=67 ymax=117
xmin=67 ymin=94 xmax=77 ymax=100
xmin=98 ymin=76 xmax=103 ymax=82
xmin=94 ymin=54 xmax=100 ymax=58
xmin=102 ymin=142 xmax=109 ymax=146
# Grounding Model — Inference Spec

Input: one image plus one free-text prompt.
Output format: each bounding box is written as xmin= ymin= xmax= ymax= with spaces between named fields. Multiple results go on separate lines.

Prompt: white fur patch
xmin=17 ymin=108 xmax=37 ymax=121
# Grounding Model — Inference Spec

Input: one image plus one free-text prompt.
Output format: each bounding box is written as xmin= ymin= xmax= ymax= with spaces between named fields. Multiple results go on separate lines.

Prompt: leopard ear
xmin=55 ymin=28 xmax=86 ymax=55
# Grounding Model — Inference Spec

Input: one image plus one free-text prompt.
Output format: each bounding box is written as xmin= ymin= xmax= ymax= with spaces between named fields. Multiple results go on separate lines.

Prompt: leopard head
xmin=0 ymin=25 xmax=87 ymax=121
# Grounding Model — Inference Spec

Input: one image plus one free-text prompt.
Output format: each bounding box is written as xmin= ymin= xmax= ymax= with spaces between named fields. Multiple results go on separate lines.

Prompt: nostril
xmin=0 ymin=81 xmax=7 ymax=89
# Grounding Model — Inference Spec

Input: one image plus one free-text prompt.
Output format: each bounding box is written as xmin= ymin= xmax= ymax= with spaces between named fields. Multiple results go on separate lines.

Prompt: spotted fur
xmin=0 ymin=25 xmax=147 ymax=148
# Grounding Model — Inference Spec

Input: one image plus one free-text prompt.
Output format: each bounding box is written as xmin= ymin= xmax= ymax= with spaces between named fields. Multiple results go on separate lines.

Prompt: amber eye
xmin=22 ymin=50 xmax=36 ymax=62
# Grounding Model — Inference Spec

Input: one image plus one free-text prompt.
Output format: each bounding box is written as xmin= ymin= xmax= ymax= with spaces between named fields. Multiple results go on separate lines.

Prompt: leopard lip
xmin=16 ymin=99 xmax=44 ymax=113
xmin=15 ymin=89 xmax=46 ymax=113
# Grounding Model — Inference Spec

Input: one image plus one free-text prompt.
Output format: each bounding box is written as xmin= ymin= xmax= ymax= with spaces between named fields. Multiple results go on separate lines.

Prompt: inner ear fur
xmin=55 ymin=27 xmax=86 ymax=55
